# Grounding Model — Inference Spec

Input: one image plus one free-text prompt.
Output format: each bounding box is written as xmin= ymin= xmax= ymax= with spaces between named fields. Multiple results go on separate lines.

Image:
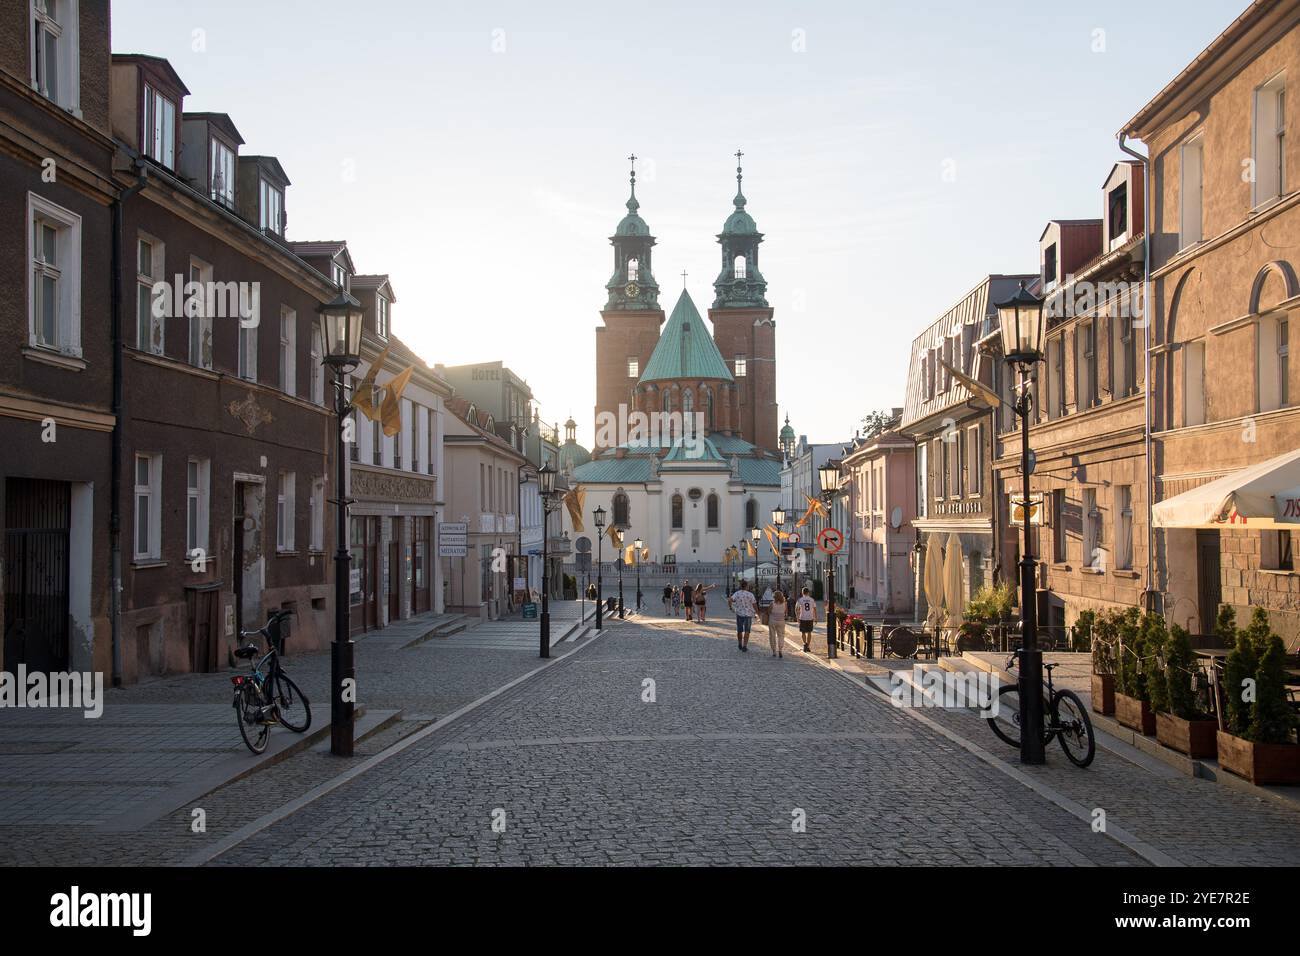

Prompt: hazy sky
xmin=113 ymin=0 xmax=1243 ymax=447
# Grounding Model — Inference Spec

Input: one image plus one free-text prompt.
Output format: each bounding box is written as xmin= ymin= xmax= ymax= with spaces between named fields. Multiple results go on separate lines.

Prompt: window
xmin=279 ymin=308 xmax=296 ymax=396
xmin=143 ymin=84 xmax=176 ymax=169
xmin=238 ymin=307 xmax=257 ymax=381
xmin=1077 ymin=321 xmax=1098 ymax=409
xmin=1180 ymin=135 xmax=1204 ymax=249
xmin=745 ymin=498 xmax=757 ymax=529
xmin=1108 ymin=182 xmax=1128 ymax=247
xmin=260 ymin=179 xmax=283 ymax=235
xmin=932 ymin=438 xmax=945 ymax=499
xmin=627 ymin=257 xmax=639 ymax=281
xmin=136 ymin=234 xmax=164 ymax=354
xmin=186 ymin=458 xmax=210 ymax=560
xmin=1263 ymin=529 xmax=1295 ymax=571
xmin=671 ymin=493 xmax=684 ymax=530
xmin=1051 ymin=490 xmax=1067 ymax=563
xmin=309 ymin=476 xmax=325 ymax=552
xmin=1185 ymin=339 xmax=1206 ymax=426
xmin=918 ymin=442 xmax=928 ymax=518
xmin=188 ymin=258 xmax=213 ymax=369
xmin=734 ymin=254 xmax=747 ymax=279
xmin=332 ymin=261 xmax=349 ymax=290
xmin=394 ymin=400 xmax=405 ymax=470
xmin=412 ymin=406 xmax=423 ymax=474
xmin=32 ymin=0 xmax=79 ymax=113
xmin=921 ymin=354 xmax=931 ymax=401
xmin=27 ymin=193 xmax=81 ymax=355
xmin=734 ymin=355 xmax=747 ymax=377
xmin=1280 ymin=317 xmax=1291 ymax=408
xmin=376 ymin=294 xmax=389 ymax=339
xmin=706 ymin=492 xmax=719 ymax=529
xmin=1254 ymin=72 xmax=1287 ymax=206
xmin=1048 ymin=337 xmax=1065 ymax=418
xmin=133 ymin=453 xmax=161 ymax=560
xmin=427 ymin=412 xmax=436 ymax=475
xmin=1043 ymin=243 xmax=1057 ymax=287
xmin=210 ymin=138 xmax=235 ymax=208
xmin=940 ymin=336 xmax=953 ymax=391
xmin=1083 ymin=488 xmax=1102 ymax=569
xmin=1116 ymin=485 xmax=1133 ymax=571
xmin=613 ymin=492 xmax=630 ymax=528
xmin=1114 ymin=314 xmax=1136 ymax=398
xmin=966 ymin=424 xmax=982 ymax=496
xmin=372 ymin=414 xmax=382 ymax=466
xmin=626 ymin=356 xmax=639 ymax=378
xmin=310 ymin=326 xmax=324 ymax=405
xmin=277 ymin=472 xmax=296 ymax=551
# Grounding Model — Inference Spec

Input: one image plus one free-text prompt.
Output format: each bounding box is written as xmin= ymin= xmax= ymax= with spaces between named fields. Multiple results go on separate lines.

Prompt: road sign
xmin=788 ymin=531 xmax=801 ymax=544
xmin=817 ymin=527 xmax=845 ymax=555
xmin=575 ymin=537 xmax=592 ymax=553
xmin=575 ymin=552 xmax=592 ymax=572
xmin=438 ymin=521 xmax=468 ymax=557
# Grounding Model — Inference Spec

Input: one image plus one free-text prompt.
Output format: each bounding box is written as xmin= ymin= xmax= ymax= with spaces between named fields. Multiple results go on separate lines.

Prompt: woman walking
xmin=767 ymin=590 xmax=787 ymax=658
xmin=728 ymin=580 xmax=758 ymax=651
xmin=693 ymin=583 xmax=710 ymax=622
xmin=671 ymin=585 xmax=682 ymax=616
xmin=794 ymin=586 xmax=818 ymax=652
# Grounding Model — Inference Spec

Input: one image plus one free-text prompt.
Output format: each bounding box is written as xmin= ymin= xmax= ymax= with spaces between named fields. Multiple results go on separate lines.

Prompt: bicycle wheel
xmin=236 ymin=683 xmax=270 ymax=754
xmin=982 ymin=683 xmax=1053 ymax=750
xmin=274 ymin=672 xmax=311 ymax=733
xmin=1053 ymin=689 xmax=1096 ymax=767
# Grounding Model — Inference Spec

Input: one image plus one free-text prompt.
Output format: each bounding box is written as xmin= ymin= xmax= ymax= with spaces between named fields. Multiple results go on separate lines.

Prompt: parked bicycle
xmin=981 ymin=649 xmax=1095 ymax=767
xmin=231 ymin=609 xmax=311 ymax=754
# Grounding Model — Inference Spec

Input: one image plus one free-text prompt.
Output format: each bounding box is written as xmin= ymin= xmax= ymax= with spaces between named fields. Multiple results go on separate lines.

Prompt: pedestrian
xmin=767 ymin=590 xmax=787 ymax=658
xmin=758 ymin=586 xmax=774 ymax=626
xmin=662 ymin=584 xmax=673 ymax=615
xmin=693 ymin=583 xmax=712 ymax=622
xmin=671 ymin=585 xmax=681 ymax=616
xmin=728 ymin=580 xmax=757 ymax=651
xmin=682 ymin=580 xmax=693 ymax=622
xmin=794 ymin=586 xmax=818 ymax=652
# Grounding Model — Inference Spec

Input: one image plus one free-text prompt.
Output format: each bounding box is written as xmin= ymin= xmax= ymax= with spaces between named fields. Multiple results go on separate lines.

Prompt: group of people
xmin=662 ymin=577 xmax=819 ymax=658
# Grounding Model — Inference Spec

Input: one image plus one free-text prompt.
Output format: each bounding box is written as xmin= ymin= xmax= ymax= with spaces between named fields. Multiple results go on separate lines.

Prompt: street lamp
xmin=995 ymin=279 xmax=1048 ymax=765
xmin=634 ymin=537 xmax=643 ymax=613
xmin=593 ymin=506 xmax=606 ymax=631
xmin=750 ymin=526 xmax=762 ymax=593
xmin=771 ymin=505 xmax=787 ymax=594
xmin=537 ymin=461 xmax=561 ymax=658
xmin=818 ymin=460 xmax=841 ymax=660
xmin=317 ymin=290 xmax=363 ymax=758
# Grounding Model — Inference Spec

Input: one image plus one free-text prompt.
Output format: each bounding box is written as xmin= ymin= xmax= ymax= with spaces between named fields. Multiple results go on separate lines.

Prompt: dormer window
xmin=332 ymin=262 xmax=349 ymax=291
xmin=1043 ymin=243 xmax=1058 ymax=287
xmin=260 ymin=179 xmax=283 ymax=235
xmin=143 ymin=84 xmax=177 ymax=169
xmin=1108 ymin=182 xmax=1128 ymax=248
xmin=210 ymin=138 xmax=235 ymax=208
xmin=376 ymin=294 xmax=389 ymax=338
xmin=31 ymin=0 xmax=78 ymax=113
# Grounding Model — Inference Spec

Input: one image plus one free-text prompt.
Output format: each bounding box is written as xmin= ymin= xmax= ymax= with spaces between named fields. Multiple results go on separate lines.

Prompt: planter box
xmin=1155 ymin=713 xmax=1218 ymax=759
xmin=1115 ymin=693 xmax=1156 ymax=735
xmin=1216 ymin=731 xmax=1300 ymax=785
xmin=1090 ymin=674 xmax=1115 ymax=716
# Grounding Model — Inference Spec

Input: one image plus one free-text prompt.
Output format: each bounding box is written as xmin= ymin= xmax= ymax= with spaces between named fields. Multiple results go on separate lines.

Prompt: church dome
xmin=779 ymin=418 xmax=795 ymax=443
xmin=557 ymin=437 xmax=592 ymax=472
xmin=616 ymin=195 xmax=651 ymax=237
xmin=721 ymin=193 xmax=758 ymax=236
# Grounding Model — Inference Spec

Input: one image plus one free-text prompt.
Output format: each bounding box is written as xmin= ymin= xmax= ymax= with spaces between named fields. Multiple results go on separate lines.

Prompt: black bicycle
xmin=981 ymin=650 xmax=1095 ymax=767
xmin=231 ymin=610 xmax=311 ymax=754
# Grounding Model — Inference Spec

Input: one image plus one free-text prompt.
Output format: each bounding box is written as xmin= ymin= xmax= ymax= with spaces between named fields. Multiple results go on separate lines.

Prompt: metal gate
xmin=3 ymin=478 xmax=71 ymax=672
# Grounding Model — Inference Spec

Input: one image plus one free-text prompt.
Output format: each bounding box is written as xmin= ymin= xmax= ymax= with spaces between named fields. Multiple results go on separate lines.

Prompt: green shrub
xmin=1164 ymin=624 xmax=1204 ymax=720
xmin=1116 ymin=607 xmax=1144 ymax=699
xmin=1215 ymin=603 xmax=1238 ymax=647
xmin=1223 ymin=625 xmax=1260 ymax=738
xmin=965 ymin=584 xmax=1015 ymax=622
xmin=1091 ymin=610 xmax=1118 ymax=676
xmin=1143 ymin=613 xmax=1170 ymax=714
xmin=1071 ymin=609 xmax=1096 ymax=652
xmin=1250 ymin=633 xmax=1296 ymax=745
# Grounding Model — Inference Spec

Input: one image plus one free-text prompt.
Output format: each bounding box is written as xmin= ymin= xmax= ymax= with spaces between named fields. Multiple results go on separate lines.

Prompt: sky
xmin=112 ymin=0 xmax=1245 ymax=448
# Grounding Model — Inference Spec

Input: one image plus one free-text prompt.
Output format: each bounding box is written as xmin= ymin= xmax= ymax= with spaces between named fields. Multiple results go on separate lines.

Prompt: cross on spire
xmin=735 ymin=148 xmax=744 ymax=184
xmin=681 ymin=269 xmax=688 ymax=289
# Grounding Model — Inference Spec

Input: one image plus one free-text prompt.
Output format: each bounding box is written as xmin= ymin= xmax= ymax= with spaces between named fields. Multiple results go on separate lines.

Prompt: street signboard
xmin=522 ymin=602 xmax=538 ymax=620
xmin=1008 ymin=493 xmax=1045 ymax=527
xmin=438 ymin=521 xmax=468 ymax=557
xmin=575 ymin=552 xmax=592 ymax=572
xmin=817 ymin=527 xmax=845 ymax=555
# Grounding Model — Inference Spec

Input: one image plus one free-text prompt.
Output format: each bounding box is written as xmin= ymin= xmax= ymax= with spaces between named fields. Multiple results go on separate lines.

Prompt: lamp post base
xmin=330 ymin=638 xmax=355 ymax=757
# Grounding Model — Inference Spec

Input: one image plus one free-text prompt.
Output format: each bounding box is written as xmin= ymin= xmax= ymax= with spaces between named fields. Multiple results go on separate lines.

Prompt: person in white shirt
xmin=727 ymin=581 xmax=758 ymax=652
xmin=794 ymin=586 xmax=818 ymax=653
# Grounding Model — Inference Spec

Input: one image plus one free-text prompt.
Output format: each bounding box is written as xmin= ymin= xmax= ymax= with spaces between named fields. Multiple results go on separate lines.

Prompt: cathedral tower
xmin=708 ymin=151 xmax=778 ymax=453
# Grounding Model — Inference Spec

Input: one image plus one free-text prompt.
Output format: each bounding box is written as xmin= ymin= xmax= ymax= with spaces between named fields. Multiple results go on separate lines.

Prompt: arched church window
xmin=628 ymin=257 xmax=639 ymax=282
xmin=703 ymin=386 xmax=714 ymax=429
xmin=671 ymin=494 xmax=684 ymax=530
xmin=707 ymin=493 xmax=719 ymax=529
xmin=745 ymin=498 xmax=757 ymax=529
xmin=734 ymin=254 xmax=747 ymax=280
xmin=682 ymin=387 xmax=694 ymax=416
xmin=613 ymin=491 xmax=630 ymax=529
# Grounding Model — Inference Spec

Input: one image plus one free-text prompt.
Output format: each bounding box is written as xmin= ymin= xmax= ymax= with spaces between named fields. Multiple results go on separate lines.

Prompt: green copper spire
xmin=713 ymin=149 xmax=768 ymax=309
xmin=639 ymin=289 xmax=734 ymax=383
xmin=606 ymin=153 xmax=660 ymax=311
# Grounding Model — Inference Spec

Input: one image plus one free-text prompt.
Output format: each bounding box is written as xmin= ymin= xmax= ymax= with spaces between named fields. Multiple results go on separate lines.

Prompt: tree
xmin=1165 ymin=625 xmax=1200 ymax=720
xmin=1223 ymin=628 xmax=1259 ymax=737
xmin=1250 ymin=633 xmax=1295 ymax=744
xmin=860 ymin=409 xmax=896 ymax=439
xmin=1143 ymin=613 xmax=1170 ymax=714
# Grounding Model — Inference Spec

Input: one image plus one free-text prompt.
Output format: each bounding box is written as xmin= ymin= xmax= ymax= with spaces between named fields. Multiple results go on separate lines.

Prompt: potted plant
xmin=1090 ymin=610 xmax=1118 ymax=716
xmin=1115 ymin=608 xmax=1156 ymax=734
xmin=1154 ymin=624 xmax=1218 ymax=758
xmin=1216 ymin=608 xmax=1300 ymax=784
xmin=1072 ymin=609 xmax=1096 ymax=653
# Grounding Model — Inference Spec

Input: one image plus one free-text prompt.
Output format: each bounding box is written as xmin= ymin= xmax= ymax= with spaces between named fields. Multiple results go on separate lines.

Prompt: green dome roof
xmin=557 ymin=439 xmax=591 ymax=471
xmin=616 ymin=194 xmax=650 ymax=236
xmin=721 ymin=190 xmax=758 ymax=235
xmin=779 ymin=418 xmax=795 ymax=441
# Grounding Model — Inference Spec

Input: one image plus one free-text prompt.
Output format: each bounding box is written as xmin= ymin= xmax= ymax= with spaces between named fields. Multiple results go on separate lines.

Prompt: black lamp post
xmin=995 ymin=279 xmax=1048 ymax=765
xmin=593 ymin=506 xmax=606 ymax=631
xmin=538 ymin=461 xmax=560 ymax=658
xmin=750 ymin=526 xmax=761 ymax=592
xmin=771 ymin=505 xmax=787 ymax=594
xmin=617 ymin=530 xmax=626 ymax=619
xmin=634 ymin=537 xmax=643 ymax=613
xmin=819 ymin=460 xmax=841 ymax=660
xmin=317 ymin=290 xmax=363 ymax=758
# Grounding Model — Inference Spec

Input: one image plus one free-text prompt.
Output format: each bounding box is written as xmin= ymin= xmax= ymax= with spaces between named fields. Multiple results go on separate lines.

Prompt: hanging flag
xmin=641 ymin=547 xmax=650 ymax=562
xmin=606 ymin=525 xmax=623 ymax=549
xmin=745 ymin=538 xmax=756 ymax=557
xmin=564 ymin=485 xmax=585 ymax=532
xmin=379 ymin=364 xmax=415 ymax=437
xmin=795 ymin=493 xmax=828 ymax=528
xmin=350 ymin=345 xmax=391 ymax=421
xmin=763 ymin=524 xmax=779 ymax=556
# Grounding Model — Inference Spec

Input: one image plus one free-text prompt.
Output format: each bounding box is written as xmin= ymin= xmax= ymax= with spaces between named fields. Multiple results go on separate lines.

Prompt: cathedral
xmin=556 ymin=156 xmax=784 ymax=565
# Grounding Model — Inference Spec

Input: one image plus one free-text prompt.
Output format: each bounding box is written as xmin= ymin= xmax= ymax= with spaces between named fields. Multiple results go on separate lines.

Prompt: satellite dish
xmin=890 ymin=506 xmax=903 ymax=530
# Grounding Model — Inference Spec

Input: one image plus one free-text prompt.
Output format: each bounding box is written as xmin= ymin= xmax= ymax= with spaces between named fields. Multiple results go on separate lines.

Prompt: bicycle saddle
xmin=233 ymin=643 xmax=260 ymax=660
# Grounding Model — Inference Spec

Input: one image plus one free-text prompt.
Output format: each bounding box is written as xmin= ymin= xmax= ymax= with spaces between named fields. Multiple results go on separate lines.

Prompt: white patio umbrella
xmin=943 ymin=533 xmax=966 ymax=626
xmin=923 ymin=535 xmax=945 ymax=626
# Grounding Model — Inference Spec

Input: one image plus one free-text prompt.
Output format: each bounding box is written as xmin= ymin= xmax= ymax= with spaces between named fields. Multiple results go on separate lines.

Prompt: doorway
xmin=3 ymin=478 xmax=70 ymax=672
xmin=1196 ymin=529 xmax=1222 ymax=635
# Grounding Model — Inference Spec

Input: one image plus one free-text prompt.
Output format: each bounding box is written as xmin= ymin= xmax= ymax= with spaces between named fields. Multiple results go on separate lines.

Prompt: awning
xmin=1153 ymin=448 xmax=1300 ymax=529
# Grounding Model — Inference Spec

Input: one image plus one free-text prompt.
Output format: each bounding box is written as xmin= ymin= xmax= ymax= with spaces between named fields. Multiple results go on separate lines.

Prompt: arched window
xmin=707 ymin=493 xmax=719 ymax=529
xmin=671 ymin=494 xmax=684 ymax=530
xmin=682 ymin=387 xmax=694 ymax=415
xmin=627 ymin=257 xmax=639 ymax=282
xmin=663 ymin=389 xmax=673 ymax=414
xmin=745 ymin=498 xmax=757 ymax=529
xmin=613 ymin=491 xmax=630 ymax=529
xmin=703 ymin=386 xmax=714 ymax=429
xmin=734 ymin=254 xmax=747 ymax=279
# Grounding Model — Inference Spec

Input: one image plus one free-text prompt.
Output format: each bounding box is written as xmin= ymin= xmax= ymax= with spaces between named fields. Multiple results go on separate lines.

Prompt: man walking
xmin=682 ymin=580 xmax=694 ymax=622
xmin=728 ymin=580 xmax=758 ymax=652
xmin=794 ymin=586 xmax=818 ymax=653
xmin=662 ymin=584 xmax=674 ymax=616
